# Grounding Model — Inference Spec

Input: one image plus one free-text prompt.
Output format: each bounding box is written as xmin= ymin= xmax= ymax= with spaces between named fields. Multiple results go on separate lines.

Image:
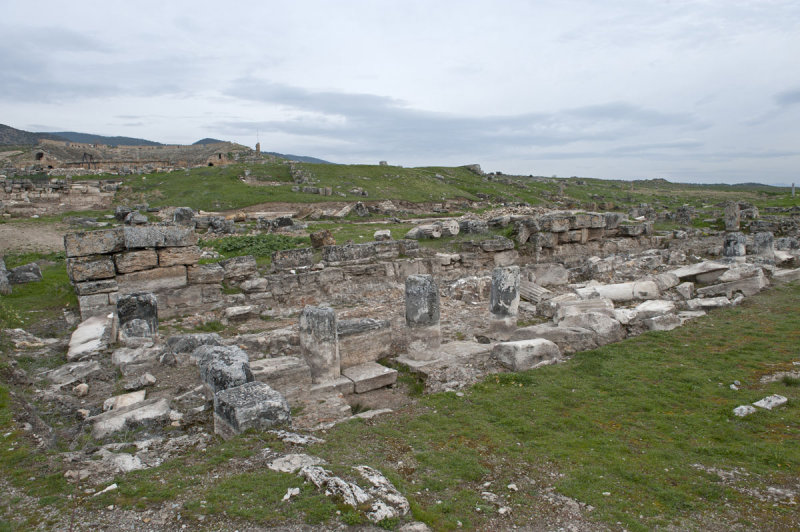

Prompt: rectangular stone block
xmin=251 ymin=356 xmax=312 ymax=401
xmin=341 ymin=362 xmax=398 ymax=393
xmin=67 ymin=256 xmax=116 ymax=282
xmin=115 ymin=249 xmax=158 ymax=273
xmin=214 ymin=382 xmax=291 ymax=439
xmin=187 ymin=263 xmax=224 ymax=284
xmin=117 ymin=265 xmax=187 ymax=295
xmin=338 ymin=321 xmax=393 ymax=369
xmin=64 ymin=228 xmax=124 ymax=257
xmin=74 ymin=279 xmax=118 ymax=295
xmin=158 ymin=246 xmax=201 ymax=267
xmin=272 ymin=248 xmax=314 ymax=270
xmin=122 ymin=225 xmax=198 ymax=249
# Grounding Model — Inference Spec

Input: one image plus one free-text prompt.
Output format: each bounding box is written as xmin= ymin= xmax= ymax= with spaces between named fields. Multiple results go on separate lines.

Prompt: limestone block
xmin=67 ymin=314 xmax=113 ymax=361
xmin=643 ymin=315 xmax=681 ymax=331
xmin=158 ymin=285 xmax=204 ymax=311
xmin=653 ymin=273 xmax=680 ymax=292
xmin=158 ymin=246 xmax=201 ymax=267
xmin=74 ymin=279 xmax=118 ymax=296
xmin=675 ymin=282 xmax=694 ymax=299
xmin=103 ymin=390 xmax=146 ymax=411
xmin=724 ymin=202 xmax=741 ymax=231
xmin=751 ymin=232 xmax=774 ymax=260
xmin=559 ymin=312 xmax=625 ymax=345
xmin=685 ymin=297 xmax=731 ymax=310
xmin=374 ymin=229 xmax=392 ymax=241
xmin=342 ymin=362 xmax=398 ymax=393
xmin=214 ymin=382 xmax=290 ymax=439
xmin=299 ymin=306 xmax=340 ymax=383
xmin=490 ymin=266 xmax=520 ymax=319
xmin=166 ymin=333 xmax=223 ymax=364
xmin=527 ymin=263 xmax=568 ymax=286
xmin=117 ymin=265 xmax=187 ymax=295
xmin=695 ymin=271 xmax=767 ymax=298
xmin=753 ymin=394 xmax=787 ymax=410
xmin=220 ymin=255 xmax=257 ymax=282
xmin=114 ymin=250 xmax=158 ymax=274
xmin=250 ymin=356 xmax=312 ymax=400
xmin=405 ymin=275 xmax=440 ymax=327
xmin=669 ymin=261 xmax=729 ymax=282
xmin=338 ymin=319 xmax=393 ymax=368
xmin=459 ymin=219 xmax=488 ymax=234
xmin=172 ymin=207 xmax=195 ymax=225
xmin=480 ymin=237 xmax=515 ymax=252
xmin=554 ymin=298 xmax=614 ymax=321
xmin=240 ymin=277 xmax=268 ymax=293
xmin=64 ymin=228 xmax=124 ymax=257
xmin=91 ymin=397 xmax=170 ymax=439
xmin=773 ymin=268 xmax=800 ymax=283
xmin=223 ymin=305 xmax=259 ymax=321
xmin=77 ymin=293 xmax=113 ymax=320
xmin=604 ymin=212 xmax=625 ymax=229
xmin=634 ymin=300 xmax=676 ymax=319
xmin=7 ymin=263 xmax=42 ymax=284
xmin=539 ymin=215 xmax=570 ymax=233
xmin=116 ymin=292 xmax=158 ymax=341
xmin=310 ymin=229 xmax=336 ymax=248
xmin=723 ymin=232 xmax=747 ymax=258
xmin=272 ymin=248 xmax=314 ymax=270
xmin=195 ymin=345 xmax=254 ymax=394
xmin=187 ymin=263 xmax=224 ymax=284
xmin=492 ymin=339 xmax=561 ymax=371
xmin=67 ymin=256 xmax=116 ymax=282
xmin=122 ymin=224 xmax=197 ymax=249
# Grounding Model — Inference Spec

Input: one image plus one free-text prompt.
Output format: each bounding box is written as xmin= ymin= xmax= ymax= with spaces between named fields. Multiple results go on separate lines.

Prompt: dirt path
xmin=0 ymin=222 xmax=69 ymax=255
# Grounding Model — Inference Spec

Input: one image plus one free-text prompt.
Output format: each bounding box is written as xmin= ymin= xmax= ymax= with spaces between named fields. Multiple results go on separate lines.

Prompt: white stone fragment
xmin=753 ymin=395 xmax=788 ymax=410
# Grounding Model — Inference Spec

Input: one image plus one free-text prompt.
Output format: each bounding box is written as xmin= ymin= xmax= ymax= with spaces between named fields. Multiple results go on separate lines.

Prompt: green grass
xmin=1 ymin=268 xmax=799 ymax=528
xmin=200 ymin=233 xmax=309 ymax=266
xmin=0 ymin=252 xmax=77 ymax=333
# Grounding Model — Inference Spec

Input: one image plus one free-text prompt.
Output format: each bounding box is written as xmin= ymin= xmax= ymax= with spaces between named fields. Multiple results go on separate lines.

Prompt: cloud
xmin=775 ymin=88 xmax=800 ymax=107
xmin=219 ymin=79 xmax=700 ymax=159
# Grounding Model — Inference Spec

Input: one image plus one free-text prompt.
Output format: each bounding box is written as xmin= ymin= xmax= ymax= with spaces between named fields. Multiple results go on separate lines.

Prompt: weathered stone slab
xmin=510 ymin=324 xmax=598 ymax=354
xmin=753 ymin=394 xmax=787 ymax=410
xmin=103 ymin=390 xmax=146 ymax=411
xmin=64 ymin=228 xmax=124 ymax=257
xmin=490 ymin=266 xmax=520 ymax=319
xmin=405 ymin=275 xmax=440 ymax=327
xmin=669 ymin=261 xmax=729 ymax=282
xmin=342 ymin=362 xmax=398 ymax=393
xmin=338 ymin=319 xmax=393 ymax=369
xmin=187 ymin=263 xmax=224 ymax=284
xmin=634 ymin=300 xmax=676 ymax=319
xmin=77 ymin=293 xmax=113 ymax=320
xmin=117 ymin=265 xmax=187 ymax=295
xmin=158 ymin=246 xmax=201 ymax=267
xmin=751 ymin=232 xmax=775 ymax=260
xmin=272 ymin=248 xmax=314 ymax=270
xmin=250 ymin=356 xmax=312 ymax=400
xmin=695 ymin=271 xmax=768 ymax=298
xmin=67 ymin=314 xmax=113 ymax=361
xmin=122 ymin=224 xmax=198 ymax=249
xmin=685 ymin=297 xmax=731 ymax=310
xmin=214 ymin=381 xmax=291 ymax=439
xmin=299 ymin=306 xmax=340 ymax=383
xmin=480 ymin=237 xmax=515 ymax=252
xmin=195 ymin=345 xmax=254 ymax=394
xmin=67 ymin=256 xmax=116 ymax=282
xmin=492 ymin=339 xmax=561 ymax=371
xmin=74 ymin=279 xmax=118 ymax=296
xmin=772 ymin=268 xmax=800 ymax=283
xmin=526 ymin=263 xmax=568 ymax=286
xmin=114 ymin=250 xmax=158 ymax=274
xmin=117 ymin=292 xmax=158 ymax=341
xmin=8 ymin=263 xmax=42 ymax=284
xmin=723 ymin=232 xmax=747 ymax=258
xmin=46 ymin=360 xmax=102 ymax=387
xmin=220 ymin=255 xmax=257 ymax=282
xmin=91 ymin=397 xmax=170 ymax=438
xmin=166 ymin=333 xmax=223 ymax=364
xmin=643 ymin=314 xmax=681 ymax=331
xmin=559 ymin=312 xmax=625 ymax=345
xmin=555 ymin=298 xmax=614 ymax=321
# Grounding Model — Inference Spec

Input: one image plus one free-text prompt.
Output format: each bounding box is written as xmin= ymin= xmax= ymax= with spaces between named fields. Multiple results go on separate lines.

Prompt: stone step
xmin=250 ymin=356 xmax=312 ymax=401
xmin=341 ymin=362 xmax=398 ymax=394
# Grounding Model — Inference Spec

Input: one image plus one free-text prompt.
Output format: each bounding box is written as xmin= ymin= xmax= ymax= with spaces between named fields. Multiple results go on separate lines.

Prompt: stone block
xmin=0 ymin=271 xmax=9 ymax=295
xmin=214 ymin=382 xmax=291 ymax=439
xmin=559 ymin=312 xmax=625 ymax=345
xmin=299 ymin=306 xmax=340 ymax=383
xmin=752 ymin=394 xmax=787 ymax=410
xmin=405 ymin=275 xmax=440 ymax=327
xmin=91 ymin=397 xmax=170 ymax=439
xmin=250 ymin=356 xmax=312 ymax=401
xmin=67 ymin=256 xmax=116 ymax=282
xmin=64 ymin=228 xmax=124 ymax=257
xmin=555 ymin=298 xmax=614 ymax=321
xmin=78 ymin=293 xmax=113 ymax=320
xmin=220 ymin=255 xmax=257 ymax=282
xmin=490 ymin=266 xmax=520 ymax=319
xmin=117 ymin=265 xmax=187 ymax=295
xmin=695 ymin=271 xmax=768 ymax=298
xmin=272 ymin=248 xmax=314 ymax=270
xmin=116 ymin=292 xmax=158 ymax=341
xmin=492 ymin=339 xmax=561 ymax=371
xmin=122 ymin=224 xmax=198 ymax=249
xmin=7 ymin=263 xmax=42 ymax=284
xmin=527 ymin=263 xmax=568 ymax=286
xmin=158 ymin=246 xmax=201 ymax=267
xmin=685 ymin=297 xmax=731 ymax=310
xmin=187 ymin=263 xmax=224 ymax=284
xmin=67 ymin=314 xmax=114 ymax=361
xmin=74 ymin=279 xmax=118 ymax=296
xmin=338 ymin=319 xmax=393 ymax=369
xmin=342 ymin=362 xmax=398 ymax=393
xmin=723 ymin=232 xmax=747 ymax=258
xmin=634 ymin=300 xmax=676 ymax=319
xmin=115 ymin=250 xmax=158 ymax=274
xmin=480 ymin=237 xmax=515 ymax=252
xmin=643 ymin=315 xmax=681 ymax=331
xmin=196 ymin=345 xmax=254 ymax=394
xmin=539 ymin=215 xmax=570 ymax=233
xmin=310 ymin=230 xmax=336 ymax=248
xmin=166 ymin=332 xmax=223 ymax=364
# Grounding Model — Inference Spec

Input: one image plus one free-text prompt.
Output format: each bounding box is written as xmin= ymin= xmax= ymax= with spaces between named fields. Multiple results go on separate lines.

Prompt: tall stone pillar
xmin=723 ymin=232 xmax=747 ymax=258
xmin=488 ymin=265 xmax=520 ymax=339
xmin=404 ymin=274 xmax=441 ymax=360
xmin=299 ymin=306 xmax=340 ymax=383
xmin=752 ymin=232 xmax=775 ymax=261
xmin=724 ymin=202 xmax=740 ymax=231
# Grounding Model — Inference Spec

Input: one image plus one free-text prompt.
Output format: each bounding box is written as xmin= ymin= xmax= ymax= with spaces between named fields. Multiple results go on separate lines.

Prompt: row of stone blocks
xmin=271 ymin=239 xmax=420 ymax=271
xmin=64 ymin=224 xmax=230 ymax=319
xmin=513 ymin=212 xmax=653 ymax=248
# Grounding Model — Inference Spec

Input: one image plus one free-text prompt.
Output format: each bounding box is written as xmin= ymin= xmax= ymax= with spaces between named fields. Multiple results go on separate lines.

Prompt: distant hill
xmin=193 ymin=138 xmax=227 ymax=145
xmin=265 ymin=151 xmax=334 ymax=164
xmin=0 ymin=123 xmax=65 ymax=145
xmin=47 ymin=131 xmax=162 ymax=147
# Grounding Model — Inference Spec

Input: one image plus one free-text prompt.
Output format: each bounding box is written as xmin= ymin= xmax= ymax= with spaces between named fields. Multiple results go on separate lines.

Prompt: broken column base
xmin=487 ymin=316 xmax=517 ymax=340
xmin=213 ymin=381 xmax=291 ymax=440
xmin=404 ymin=325 xmax=441 ymax=361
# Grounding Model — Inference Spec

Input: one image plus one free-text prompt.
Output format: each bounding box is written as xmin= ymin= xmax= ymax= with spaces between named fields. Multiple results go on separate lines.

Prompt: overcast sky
xmin=2 ymin=0 xmax=799 ymax=185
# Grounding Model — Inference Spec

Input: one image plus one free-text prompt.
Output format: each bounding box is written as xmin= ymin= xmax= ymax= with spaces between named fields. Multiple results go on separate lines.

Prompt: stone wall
xmin=1 ymin=177 xmax=120 ymax=217
xmin=64 ymin=224 xmax=222 ymax=320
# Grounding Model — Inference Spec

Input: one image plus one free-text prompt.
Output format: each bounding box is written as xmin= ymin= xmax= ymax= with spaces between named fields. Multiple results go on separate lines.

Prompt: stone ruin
xmin=14 ymin=202 xmax=796 ymax=513
xmin=0 ymin=176 xmax=120 ymax=217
